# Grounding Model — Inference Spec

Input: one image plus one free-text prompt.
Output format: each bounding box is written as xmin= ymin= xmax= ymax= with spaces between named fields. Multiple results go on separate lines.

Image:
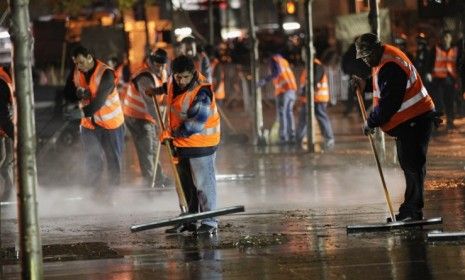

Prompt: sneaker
xmin=324 ymin=139 xmax=335 ymax=150
xmin=195 ymin=224 xmax=217 ymax=236
xmin=165 ymin=222 xmax=197 ymax=234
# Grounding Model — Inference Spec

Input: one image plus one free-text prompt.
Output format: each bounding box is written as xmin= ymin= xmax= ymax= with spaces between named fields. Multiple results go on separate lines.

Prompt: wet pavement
xmin=2 ymin=105 xmax=465 ymax=279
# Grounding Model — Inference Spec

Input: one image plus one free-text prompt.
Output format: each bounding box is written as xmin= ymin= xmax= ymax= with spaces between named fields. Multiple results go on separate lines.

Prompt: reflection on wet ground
xmin=2 ymin=107 xmax=465 ymax=279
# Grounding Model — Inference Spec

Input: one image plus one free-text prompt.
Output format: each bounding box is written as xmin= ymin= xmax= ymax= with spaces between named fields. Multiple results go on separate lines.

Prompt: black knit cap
xmin=355 ymin=33 xmax=381 ymax=59
xmin=149 ymin=48 xmax=168 ymax=64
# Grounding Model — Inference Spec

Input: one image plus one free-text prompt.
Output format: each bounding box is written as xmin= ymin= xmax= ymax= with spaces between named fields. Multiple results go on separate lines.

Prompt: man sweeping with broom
xmin=147 ymin=55 xmax=221 ymax=235
xmin=355 ymin=33 xmax=437 ymax=222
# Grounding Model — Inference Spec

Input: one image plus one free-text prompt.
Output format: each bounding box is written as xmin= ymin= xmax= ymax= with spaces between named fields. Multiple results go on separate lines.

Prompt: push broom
xmin=346 ymin=85 xmax=442 ymax=232
xmin=131 ymin=96 xmax=245 ymax=233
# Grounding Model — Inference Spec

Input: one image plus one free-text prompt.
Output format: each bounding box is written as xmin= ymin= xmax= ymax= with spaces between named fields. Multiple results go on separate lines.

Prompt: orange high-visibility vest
xmin=123 ymin=65 xmax=167 ymax=123
xmin=114 ymin=65 xmax=123 ymax=84
xmin=299 ymin=59 xmax=329 ymax=103
xmin=432 ymin=45 xmax=458 ymax=79
xmin=166 ymin=72 xmax=220 ymax=148
xmin=73 ymin=60 xmax=124 ymax=130
xmin=372 ymin=44 xmax=434 ymax=132
xmin=0 ymin=67 xmax=15 ymax=138
xmin=211 ymin=58 xmax=225 ymax=100
xmin=271 ymin=55 xmax=297 ymax=96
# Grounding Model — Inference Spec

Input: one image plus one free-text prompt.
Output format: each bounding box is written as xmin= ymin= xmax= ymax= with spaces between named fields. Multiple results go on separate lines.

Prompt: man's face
xmin=359 ymin=51 xmax=379 ymax=68
xmin=73 ymin=54 xmax=94 ymax=72
xmin=150 ymin=62 xmax=165 ymax=78
xmin=181 ymin=42 xmax=196 ymax=57
xmin=174 ymin=71 xmax=194 ymax=89
xmin=442 ymin=33 xmax=452 ymax=47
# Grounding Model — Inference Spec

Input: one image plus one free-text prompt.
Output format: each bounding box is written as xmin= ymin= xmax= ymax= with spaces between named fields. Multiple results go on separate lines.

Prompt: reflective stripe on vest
xmin=73 ymin=60 xmax=124 ymax=129
xmin=372 ymin=44 xmax=434 ymax=132
xmin=271 ymin=55 xmax=297 ymax=95
xmin=299 ymin=59 xmax=329 ymax=103
xmin=166 ymin=73 xmax=220 ymax=148
xmin=122 ymin=66 xmax=167 ymax=122
xmin=432 ymin=46 xmax=458 ymax=79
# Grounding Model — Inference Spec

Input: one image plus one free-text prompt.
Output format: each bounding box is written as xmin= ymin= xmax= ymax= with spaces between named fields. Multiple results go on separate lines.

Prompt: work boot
xmin=386 ymin=213 xmax=423 ymax=223
xmin=153 ymin=173 xmax=173 ymax=188
xmin=194 ymin=224 xmax=217 ymax=236
xmin=165 ymin=222 xmax=197 ymax=234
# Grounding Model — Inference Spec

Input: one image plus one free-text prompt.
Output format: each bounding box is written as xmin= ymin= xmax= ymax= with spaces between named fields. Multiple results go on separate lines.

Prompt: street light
xmin=283 ymin=21 xmax=300 ymax=31
xmin=174 ymin=27 xmax=192 ymax=38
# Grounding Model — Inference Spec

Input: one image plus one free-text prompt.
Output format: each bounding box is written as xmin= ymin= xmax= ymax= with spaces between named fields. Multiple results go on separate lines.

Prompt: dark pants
xmin=177 ymin=158 xmax=199 ymax=214
xmin=296 ymin=102 xmax=334 ymax=143
xmin=395 ymin=116 xmax=433 ymax=218
xmin=125 ymin=116 xmax=164 ymax=186
xmin=431 ymin=77 xmax=456 ymax=126
xmin=81 ymin=125 xmax=125 ymax=188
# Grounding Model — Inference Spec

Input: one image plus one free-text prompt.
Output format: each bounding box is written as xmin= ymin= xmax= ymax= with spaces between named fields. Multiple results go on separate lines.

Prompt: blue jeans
xmin=81 ymin=125 xmax=125 ymax=187
xmin=296 ymin=102 xmax=334 ymax=144
xmin=177 ymin=152 xmax=218 ymax=228
xmin=276 ymin=90 xmax=296 ymax=142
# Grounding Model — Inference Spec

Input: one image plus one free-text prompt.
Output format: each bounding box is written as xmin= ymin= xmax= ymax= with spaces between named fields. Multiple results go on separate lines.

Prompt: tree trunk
xmin=9 ymin=0 xmax=44 ymax=278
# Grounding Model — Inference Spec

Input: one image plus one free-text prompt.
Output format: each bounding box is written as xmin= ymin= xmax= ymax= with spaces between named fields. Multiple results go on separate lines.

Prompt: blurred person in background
xmin=205 ymin=45 xmax=225 ymax=107
xmin=121 ymin=49 xmax=171 ymax=188
xmin=0 ymin=64 xmax=14 ymax=201
xmin=414 ymin=33 xmax=432 ymax=89
xmin=426 ymin=30 xmax=459 ymax=130
xmin=296 ymin=58 xmax=334 ymax=150
xmin=394 ymin=33 xmax=414 ymax=61
xmin=258 ymin=52 xmax=297 ymax=144
xmin=179 ymin=36 xmax=211 ymax=83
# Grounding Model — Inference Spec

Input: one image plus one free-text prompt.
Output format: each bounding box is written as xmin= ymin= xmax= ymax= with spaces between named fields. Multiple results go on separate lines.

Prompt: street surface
xmin=1 ymin=104 xmax=465 ymax=279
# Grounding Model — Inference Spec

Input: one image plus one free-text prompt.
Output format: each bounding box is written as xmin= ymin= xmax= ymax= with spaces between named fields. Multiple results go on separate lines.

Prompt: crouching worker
xmin=147 ymin=55 xmax=221 ymax=235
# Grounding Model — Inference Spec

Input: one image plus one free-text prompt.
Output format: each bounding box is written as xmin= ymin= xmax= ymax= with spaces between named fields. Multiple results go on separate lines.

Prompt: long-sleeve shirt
xmin=63 ymin=62 xmax=116 ymax=118
xmin=132 ymin=72 xmax=158 ymax=119
xmin=260 ymin=59 xmax=280 ymax=84
xmin=0 ymin=79 xmax=13 ymax=138
xmin=367 ymin=62 xmax=408 ymax=129
xmin=153 ymin=72 xmax=217 ymax=158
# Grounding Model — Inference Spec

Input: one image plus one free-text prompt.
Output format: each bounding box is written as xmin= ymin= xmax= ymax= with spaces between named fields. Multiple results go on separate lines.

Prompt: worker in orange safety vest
xmin=426 ymin=30 xmax=459 ymax=130
xmin=296 ymin=58 xmax=334 ymax=149
xmin=258 ymin=53 xmax=297 ymax=144
xmin=122 ymin=49 xmax=171 ymax=188
xmin=147 ymin=55 xmax=221 ymax=235
xmin=65 ymin=45 xmax=125 ymax=195
xmin=356 ymin=33 xmax=436 ymax=222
